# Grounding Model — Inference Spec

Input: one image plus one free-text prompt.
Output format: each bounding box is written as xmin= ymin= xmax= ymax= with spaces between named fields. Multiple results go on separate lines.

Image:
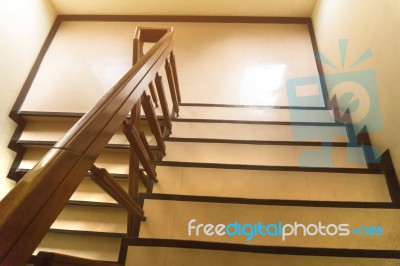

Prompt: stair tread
xmin=169 ymin=121 xmax=348 ymax=143
xmin=138 ymin=194 xmax=400 ymax=250
xmin=19 ymin=121 xmax=156 ymax=146
xmin=36 ymin=232 xmax=121 ymax=262
xmin=162 ymin=141 xmax=368 ymax=169
xmin=51 ymin=205 xmax=127 ymax=234
xmin=123 ymin=239 xmax=400 ymax=266
xmin=152 ymin=166 xmax=390 ymax=202
xmin=19 ymin=147 xmax=151 ymax=175
xmin=177 ymin=106 xmax=336 ymax=123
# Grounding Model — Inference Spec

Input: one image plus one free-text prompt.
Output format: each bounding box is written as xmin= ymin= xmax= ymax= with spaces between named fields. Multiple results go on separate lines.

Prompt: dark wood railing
xmin=0 ymin=26 xmax=181 ymax=265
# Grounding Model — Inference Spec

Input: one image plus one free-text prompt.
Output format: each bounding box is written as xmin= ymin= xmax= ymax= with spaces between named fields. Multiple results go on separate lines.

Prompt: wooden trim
xmin=6 ymin=147 xmax=26 ymax=182
xmin=171 ymin=118 xmax=344 ymax=127
xmin=165 ymin=137 xmax=353 ymax=147
xmin=59 ymin=15 xmax=311 ymax=24
xmin=120 ymin=238 xmax=400 ymax=261
xmin=307 ymin=20 xmax=329 ymax=108
xmin=67 ymin=200 xmax=121 ymax=208
xmin=16 ymin=140 xmax=159 ymax=151
xmin=357 ymin=126 xmax=380 ymax=169
xmin=328 ymin=95 xmax=341 ymax=121
xmin=156 ymin=161 xmax=381 ymax=174
xmin=17 ymin=111 xmax=165 ymax=124
xmin=142 ymin=193 xmax=396 ymax=209
xmin=48 ymin=228 xmax=126 ymax=238
xmin=380 ymin=150 xmax=400 ymax=207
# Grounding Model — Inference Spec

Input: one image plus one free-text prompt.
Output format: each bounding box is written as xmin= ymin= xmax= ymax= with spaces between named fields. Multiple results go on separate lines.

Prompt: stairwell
xmin=3 ymin=21 xmax=400 ymax=265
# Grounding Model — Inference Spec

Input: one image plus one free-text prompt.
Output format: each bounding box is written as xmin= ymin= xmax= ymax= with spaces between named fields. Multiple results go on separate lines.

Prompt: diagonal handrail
xmin=0 ymin=27 xmax=174 ymax=266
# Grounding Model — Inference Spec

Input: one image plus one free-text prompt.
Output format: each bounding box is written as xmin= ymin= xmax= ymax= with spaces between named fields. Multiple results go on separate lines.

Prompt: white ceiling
xmin=50 ymin=0 xmax=317 ymax=17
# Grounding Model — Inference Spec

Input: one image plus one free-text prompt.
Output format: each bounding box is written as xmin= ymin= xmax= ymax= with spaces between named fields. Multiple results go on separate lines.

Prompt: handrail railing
xmin=0 ymin=27 xmax=180 ymax=265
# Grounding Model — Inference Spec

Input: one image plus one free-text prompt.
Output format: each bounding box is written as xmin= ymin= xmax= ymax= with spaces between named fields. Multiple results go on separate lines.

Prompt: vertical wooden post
xmin=155 ymin=73 xmax=172 ymax=133
xmin=165 ymin=59 xmax=180 ymax=116
xmin=169 ymin=51 xmax=181 ymax=103
xmin=127 ymin=101 xmax=141 ymax=237
xmin=139 ymin=131 xmax=155 ymax=161
xmin=148 ymin=81 xmax=159 ymax=107
xmin=141 ymin=94 xmax=166 ymax=155
xmin=126 ymin=37 xmax=143 ymax=237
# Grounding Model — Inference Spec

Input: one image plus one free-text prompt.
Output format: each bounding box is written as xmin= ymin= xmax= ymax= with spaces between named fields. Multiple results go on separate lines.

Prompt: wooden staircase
xmin=1 ymin=24 xmax=400 ymax=266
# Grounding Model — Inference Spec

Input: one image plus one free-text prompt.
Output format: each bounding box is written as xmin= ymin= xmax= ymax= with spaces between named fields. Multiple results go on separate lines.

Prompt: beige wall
xmin=0 ymin=0 xmax=57 ymax=199
xmin=50 ymin=0 xmax=317 ymax=17
xmin=312 ymin=0 xmax=400 ymax=173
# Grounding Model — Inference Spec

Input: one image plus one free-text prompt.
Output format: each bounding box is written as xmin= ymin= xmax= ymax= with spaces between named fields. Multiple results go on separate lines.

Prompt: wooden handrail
xmin=0 ymin=27 xmax=175 ymax=265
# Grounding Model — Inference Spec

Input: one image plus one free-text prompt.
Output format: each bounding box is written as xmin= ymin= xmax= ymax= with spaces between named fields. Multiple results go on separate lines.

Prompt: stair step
xmin=19 ymin=147 xmax=150 ymax=175
xmin=50 ymin=205 xmax=127 ymax=234
xmin=169 ymin=121 xmax=348 ymax=142
xmin=19 ymin=119 xmax=157 ymax=146
xmin=176 ymin=106 xmax=335 ymax=123
xmin=35 ymin=232 xmax=121 ymax=262
xmin=138 ymin=194 xmax=400 ymax=250
xmin=162 ymin=141 xmax=367 ymax=169
xmin=70 ymin=177 xmax=146 ymax=203
xmin=18 ymin=111 xmax=165 ymax=125
xmin=152 ymin=166 xmax=390 ymax=202
xmin=122 ymin=239 xmax=400 ymax=266
xmin=15 ymin=170 xmax=148 ymax=199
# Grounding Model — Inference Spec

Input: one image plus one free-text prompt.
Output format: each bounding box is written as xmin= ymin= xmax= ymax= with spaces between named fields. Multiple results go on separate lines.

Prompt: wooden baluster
xmin=123 ymin=120 xmax=158 ymax=183
xmin=139 ymin=130 xmax=155 ymax=161
xmin=141 ymin=94 xmax=166 ymax=155
xmin=126 ymin=37 xmax=143 ymax=237
xmin=155 ymin=73 xmax=172 ymax=133
xmin=90 ymin=165 xmax=146 ymax=221
xmin=165 ymin=59 xmax=180 ymax=116
xmin=138 ymin=169 xmax=150 ymax=190
xmin=137 ymin=131 xmax=152 ymax=190
xmin=126 ymin=100 xmax=142 ymax=237
xmin=148 ymin=81 xmax=159 ymax=107
xmin=169 ymin=51 xmax=181 ymax=103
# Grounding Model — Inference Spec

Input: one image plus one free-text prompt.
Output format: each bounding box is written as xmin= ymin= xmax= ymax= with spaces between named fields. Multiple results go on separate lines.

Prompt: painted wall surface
xmin=312 ymin=0 xmax=400 ymax=174
xmin=20 ymin=22 xmax=319 ymax=112
xmin=50 ymin=0 xmax=317 ymax=17
xmin=0 ymin=0 xmax=57 ymax=199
